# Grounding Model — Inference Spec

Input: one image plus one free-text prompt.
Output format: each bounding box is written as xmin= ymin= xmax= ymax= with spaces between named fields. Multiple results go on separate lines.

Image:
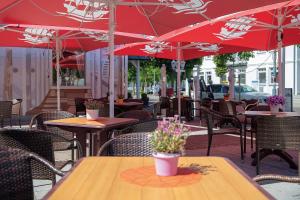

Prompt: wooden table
xmin=45 ymin=157 xmax=272 ymax=200
xmin=244 ymin=111 xmax=300 ymax=169
xmin=45 ymin=117 xmax=138 ymax=156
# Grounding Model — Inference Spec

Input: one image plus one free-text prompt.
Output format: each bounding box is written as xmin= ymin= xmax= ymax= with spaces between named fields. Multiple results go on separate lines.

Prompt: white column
xmin=277 ymin=9 xmax=284 ymax=96
xmin=108 ymin=2 xmax=116 ymax=117
xmin=161 ymin=64 xmax=167 ymax=97
xmin=177 ymin=44 xmax=181 ymax=117
xmin=228 ymin=67 xmax=235 ymax=100
xmin=55 ymin=31 xmax=61 ymax=110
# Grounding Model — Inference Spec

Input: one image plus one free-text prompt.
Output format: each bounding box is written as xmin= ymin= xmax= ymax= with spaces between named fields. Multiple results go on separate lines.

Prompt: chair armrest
xmin=30 ymin=152 xmax=65 ymax=177
xmin=50 ymin=133 xmax=83 ymax=158
xmin=253 ymin=174 xmax=300 ymax=183
xmin=97 ymin=138 xmax=115 ymax=156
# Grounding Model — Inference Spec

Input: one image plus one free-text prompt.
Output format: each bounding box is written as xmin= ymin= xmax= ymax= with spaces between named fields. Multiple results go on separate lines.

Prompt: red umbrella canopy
xmin=158 ymin=0 xmax=300 ymax=50
xmin=114 ymin=41 xmax=255 ymax=60
xmin=0 ymin=0 xmax=294 ymax=36
xmin=0 ymin=25 xmax=150 ymax=51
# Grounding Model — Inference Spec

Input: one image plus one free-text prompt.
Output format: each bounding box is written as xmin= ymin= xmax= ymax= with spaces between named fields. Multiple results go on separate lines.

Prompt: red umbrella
xmin=0 ymin=0 xmax=292 ymax=36
xmin=158 ymin=0 xmax=300 ymax=95
xmin=114 ymin=41 xmax=254 ymax=60
xmin=0 ymin=25 xmax=149 ymax=51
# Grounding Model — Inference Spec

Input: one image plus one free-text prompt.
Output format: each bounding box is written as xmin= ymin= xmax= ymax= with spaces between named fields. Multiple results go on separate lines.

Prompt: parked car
xmin=204 ymin=84 xmax=270 ymax=102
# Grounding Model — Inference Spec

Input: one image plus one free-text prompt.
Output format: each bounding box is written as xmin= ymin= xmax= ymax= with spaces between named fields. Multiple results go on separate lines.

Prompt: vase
xmin=116 ymin=99 xmax=124 ymax=104
xmin=86 ymin=109 xmax=99 ymax=120
xmin=270 ymin=104 xmax=280 ymax=113
xmin=153 ymin=152 xmax=180 ymax=176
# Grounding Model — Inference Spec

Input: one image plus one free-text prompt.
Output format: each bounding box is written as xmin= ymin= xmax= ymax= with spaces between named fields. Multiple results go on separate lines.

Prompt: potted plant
xmin=266 ymin=95 xmax=285 ymax=113
xmin=116 ymin=94 xmax=124 ymax=104
xmin=85 ymin=99 xmax=100 ymax=120
xmin=150 ymin=115 xmax=189 ymax=176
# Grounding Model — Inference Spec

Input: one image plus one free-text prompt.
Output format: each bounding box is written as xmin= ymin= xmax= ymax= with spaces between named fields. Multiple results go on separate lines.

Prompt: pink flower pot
xmin=153 ymin=152 xmax=180 ymax=176
xmin=270 ymin=104 xmax=280 ymax=113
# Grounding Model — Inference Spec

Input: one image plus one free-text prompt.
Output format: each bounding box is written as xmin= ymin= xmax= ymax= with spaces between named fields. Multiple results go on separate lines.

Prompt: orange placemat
xmin=120 ymin=166 xmax=201 ymax=188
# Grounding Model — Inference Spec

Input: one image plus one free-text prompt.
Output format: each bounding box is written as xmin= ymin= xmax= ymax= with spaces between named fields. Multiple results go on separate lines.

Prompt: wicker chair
xmin=29 ymin=111 xmax=82 ymax=165
xmin=255 ymin=116 xmax=300 ymax=174
xmin=0 ymin=101 xmax=13 ymax=127
xmin=97 ymin=132 xmax=152 ymax=156
xmin=144 ymin=102 xmax=161 ymax=119
xmin=112 ymin=120 xmax=158 ymax=137
xmin=200 ymin=106 xmax=244 ymax=160
xmin=0 ymin=129 xmax=69 ymax=185
xmin=0 ymin=146 xmax=64 ymax=200
xmin=159 ymin=97 xmax=171 ymax=117
xmin=253 ymin=174 xmax=300 ymax=183
xmin=116 ymin=110 xmax=152 ymax=122
xmin=12 ymin=99 xmax=22 ymax=127
xmin=74 ymin=97 xmax=86 ymax=116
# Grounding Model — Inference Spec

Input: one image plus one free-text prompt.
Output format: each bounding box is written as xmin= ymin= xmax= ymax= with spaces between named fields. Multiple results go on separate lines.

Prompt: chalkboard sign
xmin=284 ymin=88 xmax=293 ymax=112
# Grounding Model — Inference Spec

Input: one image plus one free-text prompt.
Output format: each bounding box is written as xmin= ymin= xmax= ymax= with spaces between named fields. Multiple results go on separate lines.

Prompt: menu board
xmin=284 ymin=88 xmax=293 ymax=112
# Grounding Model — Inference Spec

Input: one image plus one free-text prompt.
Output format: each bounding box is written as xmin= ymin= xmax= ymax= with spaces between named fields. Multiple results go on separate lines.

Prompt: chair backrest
xmin=74 ymin=97 xmax=86 ymax=115
xmin=29 ymin=111 xmax=74 ymax=140
xmin=256 ymin=116 xmax=300 ymax=150
xmin=11 ymin=99 xmax=22 ymax=115
xmin=159 ymin=97 xmax=170 ymax=109
xmin=0 ymin=146 xmax=34 ymax=200
xmin=124 ymin=99 xmax=143 ymax=103
xmin=250 ymin=104 xmax=270 ymax=111
xmin=218 ymin=100 xmax=237 ymax=115
xmin=116 ymin=110 xmax=152 ymax=122
xmin=0 ymin=101 xmax=12 ymax=119
xmin=98 ymin=132 xmax=152 ymax=156
xmin=0 ymin=129 xmax=56 ymax=182
xmin=113 ymin=120 xmax=158 ymax=136
xmin=99 ymin=102 xmax=109 ymax=117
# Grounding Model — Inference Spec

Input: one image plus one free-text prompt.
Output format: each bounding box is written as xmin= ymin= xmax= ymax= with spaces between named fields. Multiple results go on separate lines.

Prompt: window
xmin=238 ymin=69 xmax=246 ymax=84
xmin=52 ymin=51 xmax=86 ymax=87
xmin=258 ymin=68 xmax=266 ymax=84
xmin=206 ymin=71 xmax=212 ymax=84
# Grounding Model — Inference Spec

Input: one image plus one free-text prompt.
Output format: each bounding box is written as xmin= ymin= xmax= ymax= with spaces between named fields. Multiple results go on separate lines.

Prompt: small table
xmin=45 ymin=157 xmax=272 ymax=200
xmin=244 ymin=111 xmax=300 ymax=169
xmin=45 ymin=117 xmax=138 ymax=156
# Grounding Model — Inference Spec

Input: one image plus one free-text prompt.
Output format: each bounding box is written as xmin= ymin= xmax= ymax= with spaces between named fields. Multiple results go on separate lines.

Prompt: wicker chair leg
xmin=18 ymin=117 xmax=21 ymax=128
xmin=240 ymin=130 xmax=244 ymax=160
xmin=207 ymin=135 xmax=212 ymax=156
xmin=10 ymin=118 xmax=12 ymax=127
xmin=251 ymin=131 xmax=253 ymax=149
xmin=256 ymin=149 xmax=260 ymax=175
xmin=243 ymin=127 xmax=247 ymax=153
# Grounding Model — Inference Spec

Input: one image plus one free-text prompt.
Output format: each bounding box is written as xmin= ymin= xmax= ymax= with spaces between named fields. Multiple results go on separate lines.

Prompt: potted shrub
xmin=266 ymin=95 xmax=285 ymax=113
xmin=85 ymin=99 xmax=100 ymax=120
xmin=150 ymin=115 xmax=189 ymax=176
xmin=116 ymin=94 xmax=124 ymax=104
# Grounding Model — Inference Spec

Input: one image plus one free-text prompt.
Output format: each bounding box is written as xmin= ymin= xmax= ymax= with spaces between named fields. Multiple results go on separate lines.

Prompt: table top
xmin=244 ymin=111 xmax=300 ymax=117
xmin=44 ymin=117 xmax=138 ymax=129
xmin=46 ymin=157 xmax=271 ymax=200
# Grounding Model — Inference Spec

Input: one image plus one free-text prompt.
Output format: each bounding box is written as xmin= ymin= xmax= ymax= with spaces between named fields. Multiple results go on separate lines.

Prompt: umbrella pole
xmin=108 ymin=2 xmax=116 ymax=117
xmin=55 ymin=31 xmax=61 ymax=111
xmin=177 ymin=43 xmax=181 ymax=118
xmin=277 ymin=9 xmax=284 ymax=96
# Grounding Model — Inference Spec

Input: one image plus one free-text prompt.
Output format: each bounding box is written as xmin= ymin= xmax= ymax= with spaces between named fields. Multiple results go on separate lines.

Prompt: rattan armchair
xmin=116 ymin=110 xmax=152 ymax=122
xmin=253 ymin=174 xmax=300 ymax=183
xmin=29 ymin=111 xmax=82 ymax=165
xmin=97 ymin=132 xmax=152 ymax=156
xmin=200 ymin=106 xmax=244 ymax=160
xmin=0 ymin=129 xmax=69 ymax=185
xmin=0 ymin=146 xmax=64 ymax=200
xmin=112 ymin=120 xmax=158 ymax=137
xmin=255 ymin=116 xmax=300 ymax=174
xmin=0 ymin=101 xmax=12 ymax=127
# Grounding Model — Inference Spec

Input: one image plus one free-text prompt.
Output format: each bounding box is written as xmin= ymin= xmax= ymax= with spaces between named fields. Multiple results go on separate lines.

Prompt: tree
xmin=213 ymin=52 xmax=254 ymax=77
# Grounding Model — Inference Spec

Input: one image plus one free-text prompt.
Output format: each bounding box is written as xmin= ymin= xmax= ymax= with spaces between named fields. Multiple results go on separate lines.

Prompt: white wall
xmin=0 ymin=48 xmax=51 ymax=114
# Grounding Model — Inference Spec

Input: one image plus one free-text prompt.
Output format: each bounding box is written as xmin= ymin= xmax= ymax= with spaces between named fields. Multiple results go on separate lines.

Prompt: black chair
xmin=12 ymin=99 xmax=22 ymax=127
xmin=0 ymin=101 xmax=12 ymax=127
xmin=159 ymin=97 xmax=171 ymax=117
xmin=74 ymin=97 xmax=86 ymax=116
xmin=200 ymin=106 xmax=244 ymax=160
xmin=29 ymin=111 xmax=82 ymax=167
xmin=0 ymin=146 xmax=64 ymax=200
xmin=97 ymin=132 xmax=152 ymax=156
xmin=0 ymin=129 xmax=69 ymax=185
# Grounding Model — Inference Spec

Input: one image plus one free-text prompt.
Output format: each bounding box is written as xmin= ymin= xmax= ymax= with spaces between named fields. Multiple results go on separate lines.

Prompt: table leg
xmin=76 ymin=133 xmax=87 ymax=156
